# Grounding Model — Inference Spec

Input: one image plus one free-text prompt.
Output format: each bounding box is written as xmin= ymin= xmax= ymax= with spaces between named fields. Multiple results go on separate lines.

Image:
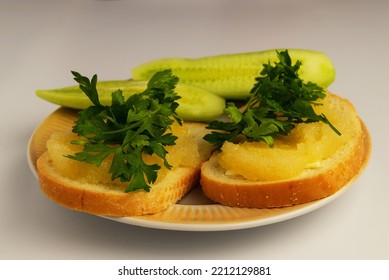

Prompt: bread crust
xmin=37 ymin=153 xmax=200 ymax=216
xmin=201 ymin=99 xmax=371 ymax=208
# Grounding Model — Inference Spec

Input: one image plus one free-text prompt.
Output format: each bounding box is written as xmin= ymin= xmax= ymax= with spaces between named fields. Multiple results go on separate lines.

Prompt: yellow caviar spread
xmin=218 ymin=96 xmax=359 ymax=181
xmin=47 ymin=121 xmax=200 ymax=186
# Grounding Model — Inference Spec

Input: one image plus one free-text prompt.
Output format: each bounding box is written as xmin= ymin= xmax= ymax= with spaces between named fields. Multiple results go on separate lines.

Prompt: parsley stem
xmin=102 ymin=121 xmax=141 ymax=135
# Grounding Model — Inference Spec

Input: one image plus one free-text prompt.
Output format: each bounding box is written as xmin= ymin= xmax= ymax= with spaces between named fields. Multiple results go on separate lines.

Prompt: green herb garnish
xmin=66 ymin=70 xmax=181 ymax=192
xmin=204 ymin=50 xmax=340 ymax=148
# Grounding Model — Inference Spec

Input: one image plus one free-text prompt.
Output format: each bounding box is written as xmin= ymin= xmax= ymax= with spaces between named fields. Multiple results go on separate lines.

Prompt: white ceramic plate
xmin=28 ymin=107 xmax=358 ymax=231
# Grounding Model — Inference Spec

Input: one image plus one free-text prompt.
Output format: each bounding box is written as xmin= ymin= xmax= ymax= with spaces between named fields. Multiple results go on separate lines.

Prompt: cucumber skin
xmin=131 ymin=49 xmax=336 ymax=99
xmin=36 ymin=80 xmax=226 ymax=122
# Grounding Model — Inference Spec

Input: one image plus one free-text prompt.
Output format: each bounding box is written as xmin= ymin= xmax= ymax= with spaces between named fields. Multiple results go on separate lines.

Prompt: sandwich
xmin=201 ymin=93 xmax=370 ymax=208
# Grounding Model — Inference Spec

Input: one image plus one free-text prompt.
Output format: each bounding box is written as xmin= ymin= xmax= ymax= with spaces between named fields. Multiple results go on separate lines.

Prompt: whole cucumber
xmin=131 ymin=49 xmax=335 ymax=99
xmin=36 ymin=80 xmax=226 ymax=122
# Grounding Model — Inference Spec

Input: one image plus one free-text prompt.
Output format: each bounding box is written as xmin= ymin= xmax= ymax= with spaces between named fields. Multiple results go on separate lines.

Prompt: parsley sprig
xmin=204 ymin=50 xmax=341 ymax=148
xmin=66 ymin=70 xmax=181 ymax=192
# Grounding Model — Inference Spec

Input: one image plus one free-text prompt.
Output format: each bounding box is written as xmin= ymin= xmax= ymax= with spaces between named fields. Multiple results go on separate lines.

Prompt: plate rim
xmin=27 ymin=107 xmax=359 ymax=232
xmin=101 ymin=185 xmax=351 ymax=231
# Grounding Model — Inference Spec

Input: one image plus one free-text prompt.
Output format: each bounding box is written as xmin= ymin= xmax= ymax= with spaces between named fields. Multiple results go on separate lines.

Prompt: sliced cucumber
xmin=175 ymin=83 xmax=225 ymax=121
xmin=36 ymin=80 xmax=226 ymax=122
xmin=36 ymin=80 xmax=143 ymax=109
xmin=132 ymin=49 xmax=336 ymax=99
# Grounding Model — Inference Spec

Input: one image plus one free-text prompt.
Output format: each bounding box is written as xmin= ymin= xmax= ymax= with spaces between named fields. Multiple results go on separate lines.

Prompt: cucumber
xmin=36 ymin=80 xmax=226 ymax=122
xmin=131 ymin=49 xmax=336 ymax=99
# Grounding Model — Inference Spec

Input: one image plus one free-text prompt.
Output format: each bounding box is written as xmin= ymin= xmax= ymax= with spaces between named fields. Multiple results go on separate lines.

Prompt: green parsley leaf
xmin=71 ymin=71 xmax=100 ymax=106
xmin=204 ymin=50 xmax=341 ymax=148
xmin=66 ymin=69 xmax=181 ymax=192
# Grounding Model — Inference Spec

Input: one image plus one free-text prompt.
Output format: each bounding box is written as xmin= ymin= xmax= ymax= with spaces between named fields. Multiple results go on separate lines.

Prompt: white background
xmin=1 ymin=0 xmax=388 ymax=259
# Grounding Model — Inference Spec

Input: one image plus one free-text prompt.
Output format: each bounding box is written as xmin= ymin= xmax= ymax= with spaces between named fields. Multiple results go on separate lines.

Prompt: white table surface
xmin=1 ymin=0 xmax=388 ymax=260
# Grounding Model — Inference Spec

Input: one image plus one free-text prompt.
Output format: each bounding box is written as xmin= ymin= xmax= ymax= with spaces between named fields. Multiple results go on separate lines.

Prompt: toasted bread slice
xmin=37 ymin=122 xmax=214 ymax=216
xmin=201 ymin=93 xmax=371 ymax=208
